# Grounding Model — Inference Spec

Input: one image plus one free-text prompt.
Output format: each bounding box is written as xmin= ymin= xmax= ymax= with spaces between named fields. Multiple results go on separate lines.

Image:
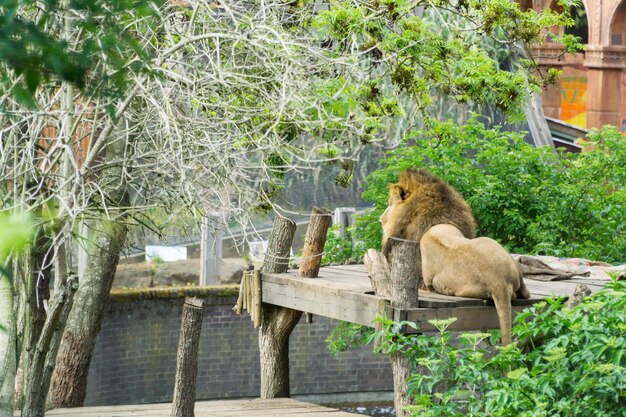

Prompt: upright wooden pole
xmin=299 ymin=207 xmax=332 ymax=323
xmin=200 ymin=214 xmax=223 ymax=285
xmin=258 ymin=216 xmax=298 ymax=399
xmin=171 ymin=297 xmax=204 ymax=417
xmin=364 ymin=239 xmax=420 ymax=417
xmin=299 ymin=207 xmax=332 ymax=278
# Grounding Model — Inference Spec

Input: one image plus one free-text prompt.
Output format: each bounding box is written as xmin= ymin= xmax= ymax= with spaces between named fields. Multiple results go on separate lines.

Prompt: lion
xmin=380 ymin=168 xmax=530 ymax=344
xmin=380 ymin=168 xmax=476 ymax=280
xmin=421 ymin=224 xmax=531 ymax=345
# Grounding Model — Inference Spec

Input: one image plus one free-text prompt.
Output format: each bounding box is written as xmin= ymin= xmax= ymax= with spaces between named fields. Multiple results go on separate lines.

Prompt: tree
xmin=0 ymin=214 xmax=34 ymax=417
xmin=0 ymin=0 xmax=578 ymax=413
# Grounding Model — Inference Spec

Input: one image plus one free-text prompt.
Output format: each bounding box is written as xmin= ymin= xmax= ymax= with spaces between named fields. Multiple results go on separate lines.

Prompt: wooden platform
xmin=18 ymin=399 xmax=359 ymax=417
xmin=262 ymin=263 xmax=607 ymax=332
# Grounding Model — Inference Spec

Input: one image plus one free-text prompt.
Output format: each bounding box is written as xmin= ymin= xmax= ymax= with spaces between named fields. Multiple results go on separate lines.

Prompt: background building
xmin=524 ymin=0 xmax=626 ymax=132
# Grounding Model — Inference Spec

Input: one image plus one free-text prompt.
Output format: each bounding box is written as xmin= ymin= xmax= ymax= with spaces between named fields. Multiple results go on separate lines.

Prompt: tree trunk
xmin=22 ymin=274 xmax=78 ymax=417
xmin=171 ymin=297 xmax=204 ymax=417
xmin=14 ymin=238 xmax=53 ymax=409
xmin=49 ymin=119 xmax=130 ymax=408
xmin=259 ymin=216 xmax=298 ymax=399
xmin=364 ymin=240 xmax=420 ymax=417
xmin=0 ymin=271 xmax=17 ymax=417
xmin=48 ymin=219 xmax=128 ymax=408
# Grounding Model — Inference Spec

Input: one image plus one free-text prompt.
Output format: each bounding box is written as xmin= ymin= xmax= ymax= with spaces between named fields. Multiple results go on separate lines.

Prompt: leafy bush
xmin=325 ymin=321 xmax=374 ymax=354
xmin=348 ymin=119 xmax=626 ymax=264
xmin=321 ymin=225 xmax=359 ymax=265
xmin=371 ymin=276 xmax=626 ymax=417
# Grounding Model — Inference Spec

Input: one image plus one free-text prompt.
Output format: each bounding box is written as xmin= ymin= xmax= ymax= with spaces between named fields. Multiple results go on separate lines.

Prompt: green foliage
xmin=322 ymin=225 xmax=357 ymax=265
xmin=325 ymin=320 xmax=374 ymax=354
xmin=312 ymin=0 xmax=580 ymax=124
xmin=0 ymin=0 xmax=164 ymax=105
xmin=0 ymin=211 xmax=34 ymax=278
xmin=352 ymin=120 xmax=626 ymax=264
xmin=369 ymin=277 xmax=626 ymax=417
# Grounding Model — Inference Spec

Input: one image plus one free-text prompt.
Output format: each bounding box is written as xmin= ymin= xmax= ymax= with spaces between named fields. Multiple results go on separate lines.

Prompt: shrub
xmin=371 ymin=276 xmax=626 ymax=417
xmin=348 ymin=119 xmax=626 ymax=264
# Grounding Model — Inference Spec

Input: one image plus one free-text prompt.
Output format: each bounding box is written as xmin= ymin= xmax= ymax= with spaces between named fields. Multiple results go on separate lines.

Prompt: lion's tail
xmin=492 ymin=286 xmax=513 ymax=346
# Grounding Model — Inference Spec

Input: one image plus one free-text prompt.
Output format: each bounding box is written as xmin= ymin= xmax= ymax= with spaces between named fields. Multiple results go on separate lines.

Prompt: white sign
xmin=145 ymin=245 xmax=187 ymax=262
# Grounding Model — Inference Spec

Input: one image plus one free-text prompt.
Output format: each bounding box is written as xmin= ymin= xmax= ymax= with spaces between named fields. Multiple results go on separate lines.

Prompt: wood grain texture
xmin=262 ymin=263 xmax=606 ymax=331
xmin=34 ymin=398 xmax=359 ymax=417
xmin=299 ymin=207 xmax=332 ymax=278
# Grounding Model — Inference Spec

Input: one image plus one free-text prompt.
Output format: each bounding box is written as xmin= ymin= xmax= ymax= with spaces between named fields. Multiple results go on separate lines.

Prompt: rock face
xmin=219 ymin=258 xmax=254 ymax=284
xmin=112 ymin=262 xmax=154 ymax=288
xmin=112 ymin=258 xmax=252 ymax=288
xmin=153 ymin=259 xmax=201 ymax=286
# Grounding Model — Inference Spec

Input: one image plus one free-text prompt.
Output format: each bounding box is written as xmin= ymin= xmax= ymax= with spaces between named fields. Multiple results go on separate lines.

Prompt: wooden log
xmin=262 ymin=215 xmax=296 ymax=274
xmin=299 ymin=206 xmax=332 ymax=323
xmin=232 ymin=273 xmax=245 ymax=314
xmin=365 ymin=240 xmax=420 ymax=417
xmin=242 ymin=272 xmax=249 ymax=314
xmin=246 ymin=273 xmax=253 ymax=318
xmin=259 ymin=216 xmax=300 ymax=399
xmin=299 ymin=207 xmax=332 ymax=278
xmin=171 ymin=297 xmax=204 ymax=417
xmin=253 ymin=270 xmax=262 ymax=328
xmin=364 ymin=250 xmax=392 ymax=299
xmin=387 ymin=238 xmax=421 ymax=308
xmin=565 ymin=284 xmax=591 ymax=310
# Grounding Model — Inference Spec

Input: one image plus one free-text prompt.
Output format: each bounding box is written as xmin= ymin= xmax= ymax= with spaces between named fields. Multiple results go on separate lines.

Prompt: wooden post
xmin=300 ymin=207 xmax=332 ymax=278
xmin=171 ymin=297 xmax=204 ymax=417
xmin=200 ymin=214 xmax=223 ymax=285
xmin=364 ymin=239 xmax=420 ymax=417
xmin=332 ymin=207 xmax=355 ymax=237
xmin=299 ymin=207 xmax=332 ymax=322
xmin=565 ymin=284 xmax=591 ymax=310
xmin=258 ymin=215 xmax=298 ymax=399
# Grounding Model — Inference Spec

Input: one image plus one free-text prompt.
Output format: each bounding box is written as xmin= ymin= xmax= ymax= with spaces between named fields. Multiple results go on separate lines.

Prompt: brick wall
xmin=84 ymin=287 xmax=393 ymax=405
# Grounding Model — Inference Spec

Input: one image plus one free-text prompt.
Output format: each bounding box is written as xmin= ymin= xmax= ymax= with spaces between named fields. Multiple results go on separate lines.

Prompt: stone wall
xmin=85 ymin=286 xmax=393 ymax=406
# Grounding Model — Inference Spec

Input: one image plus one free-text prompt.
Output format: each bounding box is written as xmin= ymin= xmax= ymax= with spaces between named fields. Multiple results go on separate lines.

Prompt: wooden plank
xmin=403 ymin=305 xmax=533 ymax=333
xmin=525 ymin=279 xmax=604 ymax=294
xmin=263 ymin=264 xmax=609 ymax=331
xmin=325 ymin=264 xmax=368 ymax=274
xmin=262 ymin=273 xmax=383 ymax=327
xmin=33 ymin=399 xmax=360 ymax=417
xmin=566 ymin=278 xmax=611 ymax=286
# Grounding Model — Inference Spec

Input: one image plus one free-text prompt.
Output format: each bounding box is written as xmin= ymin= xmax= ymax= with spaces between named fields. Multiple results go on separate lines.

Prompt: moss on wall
xmin=110 ymin=284 xmax=240 ymax=302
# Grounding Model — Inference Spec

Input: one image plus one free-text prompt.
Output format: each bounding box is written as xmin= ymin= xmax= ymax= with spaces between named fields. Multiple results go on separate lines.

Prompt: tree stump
xmin=565 ymin=284 xmax=591 ymax=310
xmin=364 ymin=239 xmax=420 ymax=417
xmin=171 ymin=297 xmax=204 ymax=417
